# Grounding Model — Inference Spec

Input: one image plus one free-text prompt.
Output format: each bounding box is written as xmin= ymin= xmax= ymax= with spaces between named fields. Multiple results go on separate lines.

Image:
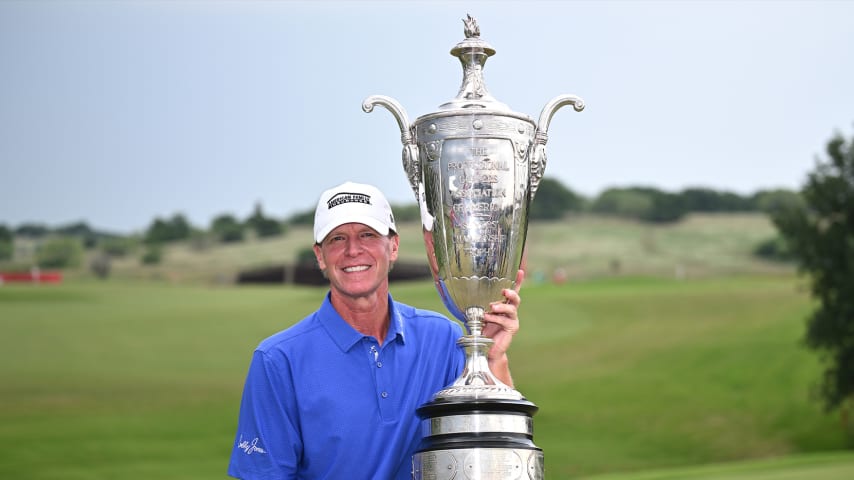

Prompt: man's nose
xmin=344 ymin=237 xmax=363 ymax=255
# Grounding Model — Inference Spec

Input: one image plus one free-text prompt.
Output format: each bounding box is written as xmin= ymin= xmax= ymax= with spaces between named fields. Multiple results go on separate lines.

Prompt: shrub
xmin=90 ymin=253 xmax=111 ymax=279
xmin=753 ymin=236 xmax=792 ymax=262
xmin=140 ymin=245 xmax=163 ymax=265
xmin=99 ymin=237 xmax=135 ymax=257
xmin=0 ymin=241 xmax=12 ymax=262
xmin=36 ymin=237 xmax=83 ymax=269
xmin=296 ymin=247 xmax=318 ymax=265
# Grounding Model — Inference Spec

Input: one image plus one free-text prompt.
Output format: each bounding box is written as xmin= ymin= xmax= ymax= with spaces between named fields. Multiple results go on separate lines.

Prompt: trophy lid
xmin=438 ymin=14 xmax=511 ymax=112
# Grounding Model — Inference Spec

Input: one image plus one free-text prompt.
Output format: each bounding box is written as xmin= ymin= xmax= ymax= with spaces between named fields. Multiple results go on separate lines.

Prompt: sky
xmin=2 ymin=0 xmax=853 ymax=234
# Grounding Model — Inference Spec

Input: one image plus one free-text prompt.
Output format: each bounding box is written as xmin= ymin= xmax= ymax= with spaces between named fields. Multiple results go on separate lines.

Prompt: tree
xmin=680 ymin=187 xmax=752 ymax=212
xmin=390 ymin=203 xmax=421 ymax=223
xmin=0 ymin=224 xmax=12 ymax=261
xmin=592 ymin=187 xmax=686 ymax=223
xmin=15 ymin=223 xmax=49 ymax=238
xmin=752 ymin=188 xmax=805 ymax=214
xmin=54 ymin=221 xmax=98 ymax=249
xmin=144 ymin=214 xmax=192 ymax=244
xmin=245 ymin=203 xmax=284 ymax=238
xmin=592 ymin=188 xmax=653 ymax=219
xmin=772 ymin=128 xmax=854 ymax=411
xmin=211 ymin=214 xmax=245 ymax=243
xmin=529 ymin=178 xmax=585 ymax=220
xmin=286 ymin=209 xmax=315 ymax=226
xmin=642 ymin=190 xmax=686 ymax=223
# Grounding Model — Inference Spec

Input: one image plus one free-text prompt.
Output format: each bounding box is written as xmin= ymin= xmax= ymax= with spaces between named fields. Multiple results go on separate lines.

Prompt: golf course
xmin=1 ymin=213 xmax=853 ymax=478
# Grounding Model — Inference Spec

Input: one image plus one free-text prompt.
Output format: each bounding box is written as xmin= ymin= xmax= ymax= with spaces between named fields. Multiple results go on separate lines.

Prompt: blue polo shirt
xmin=228 ymin=293 xmax=465 ymax=479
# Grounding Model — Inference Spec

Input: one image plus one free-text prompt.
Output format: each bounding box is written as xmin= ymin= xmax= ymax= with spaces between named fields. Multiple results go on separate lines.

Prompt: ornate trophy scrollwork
xmin=362 ymin=95 xmax=421 ymax=198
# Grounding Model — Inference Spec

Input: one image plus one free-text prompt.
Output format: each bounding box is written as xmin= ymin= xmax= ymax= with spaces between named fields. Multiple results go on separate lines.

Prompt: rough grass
xmin=1 ymin=274 xmax=851 ymax=479
xmin=92 ymin=213 xmax=792 ymax=284
xmin=524 ymin=213 xmax=789 ymax=279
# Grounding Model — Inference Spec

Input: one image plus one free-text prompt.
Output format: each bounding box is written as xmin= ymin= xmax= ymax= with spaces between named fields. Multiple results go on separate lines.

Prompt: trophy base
xmin=412 ymin=399 xmax=543 ymax=480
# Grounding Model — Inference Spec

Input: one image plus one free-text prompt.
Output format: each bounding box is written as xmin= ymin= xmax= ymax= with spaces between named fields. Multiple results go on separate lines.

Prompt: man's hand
xmin=482 ymin=269 xmax=524 ymax=386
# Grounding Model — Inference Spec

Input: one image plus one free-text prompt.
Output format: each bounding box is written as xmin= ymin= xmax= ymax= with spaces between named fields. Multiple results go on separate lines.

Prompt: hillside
xmin=76 ymin=212 xmax=793 ymax=284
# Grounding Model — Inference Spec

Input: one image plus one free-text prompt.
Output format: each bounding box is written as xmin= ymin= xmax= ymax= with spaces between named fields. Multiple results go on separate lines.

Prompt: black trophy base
xmin=412 ymin=398 xmax=544 ymax=480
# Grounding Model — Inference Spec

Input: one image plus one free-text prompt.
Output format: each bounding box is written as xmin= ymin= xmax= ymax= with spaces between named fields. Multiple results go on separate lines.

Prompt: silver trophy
xmin=363 ymin=15 xmax=583 ymax=479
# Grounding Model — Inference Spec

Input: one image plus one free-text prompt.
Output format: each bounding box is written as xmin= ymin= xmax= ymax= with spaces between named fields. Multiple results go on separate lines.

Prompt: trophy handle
xmin=362 ymin=95 xmax=421 ymax=199
xmin=530 ymin=94 xmax=585 ymax=199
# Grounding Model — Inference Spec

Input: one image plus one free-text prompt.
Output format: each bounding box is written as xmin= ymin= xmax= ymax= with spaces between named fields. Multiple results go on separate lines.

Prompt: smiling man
xmin=228 ymin=181 xmax=522 ymax=479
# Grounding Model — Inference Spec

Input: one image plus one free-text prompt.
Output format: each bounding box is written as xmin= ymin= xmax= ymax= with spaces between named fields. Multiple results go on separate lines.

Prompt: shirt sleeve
xmin=228 ymin=350 xmax=301 ymax=479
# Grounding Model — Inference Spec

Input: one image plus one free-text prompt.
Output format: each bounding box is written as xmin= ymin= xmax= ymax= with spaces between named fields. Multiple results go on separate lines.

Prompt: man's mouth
xmin=343 ymin=265 xmax=370 ymax=273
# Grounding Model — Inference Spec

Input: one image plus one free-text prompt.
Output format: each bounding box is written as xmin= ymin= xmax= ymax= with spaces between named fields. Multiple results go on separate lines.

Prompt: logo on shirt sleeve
xmin=237 ymin=434 xmax=267 ymax=455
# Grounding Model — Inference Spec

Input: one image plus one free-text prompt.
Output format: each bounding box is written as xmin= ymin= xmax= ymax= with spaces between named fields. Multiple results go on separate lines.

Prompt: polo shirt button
xmin=381 ymin=391 xmax=389 ymax=398
xmin=377 ymin=361 xmax=383 ymax=368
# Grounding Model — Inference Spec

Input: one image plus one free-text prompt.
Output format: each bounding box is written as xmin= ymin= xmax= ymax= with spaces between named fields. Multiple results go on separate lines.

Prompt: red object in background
xmin=0 ymin=271 xmax=63 ymax=283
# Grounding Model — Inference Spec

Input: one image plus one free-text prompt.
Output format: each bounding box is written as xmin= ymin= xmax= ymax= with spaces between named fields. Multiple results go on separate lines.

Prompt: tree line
xmin=0 ymin=184 xmax=800 ymax=270
xmin=529 ymin=181 xmax=803 ymax=222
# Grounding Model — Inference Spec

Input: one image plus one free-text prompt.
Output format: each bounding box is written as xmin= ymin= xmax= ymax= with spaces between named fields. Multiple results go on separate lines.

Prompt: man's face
xmin=313 ymin=222 xmax=400 ymax=301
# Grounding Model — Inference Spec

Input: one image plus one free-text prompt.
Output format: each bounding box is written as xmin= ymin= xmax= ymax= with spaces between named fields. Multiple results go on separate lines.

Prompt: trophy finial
xmin=445 ymin=15 xmax=501 ymax=109
xmin=462 ymin=14 xmax=480 ymax=38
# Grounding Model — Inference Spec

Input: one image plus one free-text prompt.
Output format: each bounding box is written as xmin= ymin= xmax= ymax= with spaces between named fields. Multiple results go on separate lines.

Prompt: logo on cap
xmin=327 ymin=192 xmax=371 ymax=209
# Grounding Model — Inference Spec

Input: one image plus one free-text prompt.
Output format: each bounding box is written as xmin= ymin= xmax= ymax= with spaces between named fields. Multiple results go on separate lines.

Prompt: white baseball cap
xmin=313 ymin=181 xmax=397 ymax=244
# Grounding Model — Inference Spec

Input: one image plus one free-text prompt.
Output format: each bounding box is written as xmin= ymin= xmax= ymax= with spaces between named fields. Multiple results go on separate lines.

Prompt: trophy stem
xmin=430 ymin=306 xmax=525 ymax=402
xmin=465 ymin=305 xmax=486 ymax=336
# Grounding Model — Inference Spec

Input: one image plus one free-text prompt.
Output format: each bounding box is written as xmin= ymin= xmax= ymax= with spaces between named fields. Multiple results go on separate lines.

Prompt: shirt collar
xmin=386 ymin=296 xmax=406 ymax=345
xmin=319 ymin=292 xmax=406 ymax=353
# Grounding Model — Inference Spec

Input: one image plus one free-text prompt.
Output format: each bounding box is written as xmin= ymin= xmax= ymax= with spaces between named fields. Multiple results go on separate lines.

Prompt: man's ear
xmin=389 ymin=234 xmax=400 ymax=261
xmin=313 ymin=244 xmax=326 ymax=271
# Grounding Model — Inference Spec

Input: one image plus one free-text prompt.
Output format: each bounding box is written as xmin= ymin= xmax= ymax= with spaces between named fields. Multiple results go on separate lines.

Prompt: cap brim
xmin=315 ymin=216 xmax=392 ymax=244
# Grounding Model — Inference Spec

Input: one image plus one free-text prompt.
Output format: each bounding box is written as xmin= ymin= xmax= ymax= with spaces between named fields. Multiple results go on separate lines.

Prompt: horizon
xmin=3 ymin=182 xmax=794 ymax=236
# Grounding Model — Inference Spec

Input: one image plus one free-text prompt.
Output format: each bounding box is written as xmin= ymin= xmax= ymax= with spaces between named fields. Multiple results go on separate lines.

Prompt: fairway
xmin=580 ymin=452 xmax=854 ymax=479
xmin=0 ymin=275 xmax=851 ymax=478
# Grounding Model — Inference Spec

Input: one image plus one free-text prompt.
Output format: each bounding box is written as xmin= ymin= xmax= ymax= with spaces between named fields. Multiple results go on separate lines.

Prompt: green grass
xmin=581 ymin=452 xmax=854 ymax=479
xmin=509 ymin=276 xmax=850 ymax=477
xmin=1 ymin=274 xmax=851 ymax=478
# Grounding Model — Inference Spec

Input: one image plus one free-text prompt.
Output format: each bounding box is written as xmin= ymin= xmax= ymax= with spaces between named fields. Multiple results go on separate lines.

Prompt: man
xmin=228 ymin=181 xmax=523 ymax=479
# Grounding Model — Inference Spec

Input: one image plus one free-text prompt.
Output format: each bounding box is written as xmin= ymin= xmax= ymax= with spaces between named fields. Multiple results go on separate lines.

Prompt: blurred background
xmin=1 ymin=1 xmax=853 ymax=478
